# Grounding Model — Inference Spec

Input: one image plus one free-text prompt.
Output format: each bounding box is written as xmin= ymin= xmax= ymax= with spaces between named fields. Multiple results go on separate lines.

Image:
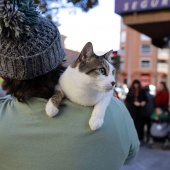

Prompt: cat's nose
xmin=111 ymin=81 xmax=116 ymax=86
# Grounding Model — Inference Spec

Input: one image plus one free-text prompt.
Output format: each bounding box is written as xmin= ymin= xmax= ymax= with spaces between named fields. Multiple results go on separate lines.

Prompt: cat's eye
xmin=99 ymin=68 xmax=106 ymax=75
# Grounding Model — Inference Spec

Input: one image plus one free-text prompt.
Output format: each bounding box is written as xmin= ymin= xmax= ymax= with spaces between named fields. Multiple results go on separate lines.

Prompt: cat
xmin=45 ymin=42 xmax=116 ymax=130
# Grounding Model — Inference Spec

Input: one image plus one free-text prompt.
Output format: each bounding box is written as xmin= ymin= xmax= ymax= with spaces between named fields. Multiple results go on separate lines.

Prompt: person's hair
xmin=129 ymin=79 xmax=142 ymax=93
xmin=2 ymin=65 xmax=66 ymax=102
xmin=160 ymin=81 xmax=168 ymax=91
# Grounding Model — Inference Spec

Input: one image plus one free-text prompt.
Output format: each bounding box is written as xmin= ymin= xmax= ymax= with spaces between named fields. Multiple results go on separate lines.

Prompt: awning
xmin=140 ymin=75 xmax=151 ymax=87
xmin=115 ymin=0 xmax=170 ymax=15
xmin=115 ymin=0 xmax=170 ymax=48
xmin=140 ymin=75 xmax=150 ymax=80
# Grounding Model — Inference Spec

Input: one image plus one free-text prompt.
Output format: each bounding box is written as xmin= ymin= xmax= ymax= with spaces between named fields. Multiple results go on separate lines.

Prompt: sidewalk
xmin=122 ymin=144 xmax=170 ymax=170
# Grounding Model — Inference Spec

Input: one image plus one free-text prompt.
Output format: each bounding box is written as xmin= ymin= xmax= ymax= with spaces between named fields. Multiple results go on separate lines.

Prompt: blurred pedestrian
xmin=150 ymin=107 xmax=169 ymax=139
xmin=142 ymin=85 xmax=155 ymax=142
xmin=125 ymin=79 xmax=147 ymax=142
xmin=151 ymin=107 xmax=169 ymax=122
xmin=155 ymin=81 xmax=169 ymax=111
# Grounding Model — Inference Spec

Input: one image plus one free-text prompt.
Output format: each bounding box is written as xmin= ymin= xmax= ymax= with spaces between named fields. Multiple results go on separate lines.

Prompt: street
xmin=122 ymin=143 xmax=170 ymax=170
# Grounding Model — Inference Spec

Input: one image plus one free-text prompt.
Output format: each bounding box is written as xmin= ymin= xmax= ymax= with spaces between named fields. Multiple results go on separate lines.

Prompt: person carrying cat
xmin=0 ymin=0 xmax=139 ymax=170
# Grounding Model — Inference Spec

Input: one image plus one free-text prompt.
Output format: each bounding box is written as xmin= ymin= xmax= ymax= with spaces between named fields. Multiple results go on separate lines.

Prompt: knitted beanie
xmin=0 ymin=0 xmax=65 ymax=80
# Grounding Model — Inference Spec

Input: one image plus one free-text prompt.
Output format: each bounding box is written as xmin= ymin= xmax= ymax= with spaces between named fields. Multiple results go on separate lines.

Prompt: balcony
xmin=157 ymin=63 xmax=168 ymax=73
xmin=157 ymin=49 xmax=169 ymax=60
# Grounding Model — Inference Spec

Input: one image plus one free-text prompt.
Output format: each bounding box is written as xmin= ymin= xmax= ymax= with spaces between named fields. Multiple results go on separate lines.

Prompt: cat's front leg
xmin=45 ymin=84 xmax=65 ymax=117
xmin=89 ymin=96 xmax=111 ymax=130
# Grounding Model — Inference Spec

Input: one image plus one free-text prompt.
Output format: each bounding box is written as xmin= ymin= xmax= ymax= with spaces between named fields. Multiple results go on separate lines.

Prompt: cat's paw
xmin=89 ymin=117 xmax=104 ymax=130
xmin=45 ymin=99 xmax=59 ymax=117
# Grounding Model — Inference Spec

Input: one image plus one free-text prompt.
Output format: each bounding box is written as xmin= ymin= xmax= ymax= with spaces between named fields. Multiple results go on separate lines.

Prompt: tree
xmin=35 ymin=0 xmax=98 ymax=21
xmin=67 ymin=0 xmax=98 ymax=11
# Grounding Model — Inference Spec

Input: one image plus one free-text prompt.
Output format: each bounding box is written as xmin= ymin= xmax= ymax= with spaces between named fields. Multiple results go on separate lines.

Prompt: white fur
xmin=45 ymin=98 xmax=59 ymax=117
xmin=59 ymin=60 xmax=115 ymax=130
xmin=46 ymin=85 xmax=64 ymax=117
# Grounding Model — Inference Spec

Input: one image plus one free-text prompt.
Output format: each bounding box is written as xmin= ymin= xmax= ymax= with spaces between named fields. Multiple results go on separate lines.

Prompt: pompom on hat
xmin=0 ymin=0 xmax=65 ymax=80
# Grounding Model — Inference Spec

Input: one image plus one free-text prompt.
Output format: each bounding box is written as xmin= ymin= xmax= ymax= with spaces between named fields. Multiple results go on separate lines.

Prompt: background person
xmin=151 ymin=107 xmax=169 ymax=121
xmin=142 ymin=85 xmax=155 ymax=142
xmin=155 ymin=81 xmax=169 ymax=111
xmin=0 ymin=0 xmax=139 ymax=169
xmin=125 ymin=79 xmax=147 ymax=142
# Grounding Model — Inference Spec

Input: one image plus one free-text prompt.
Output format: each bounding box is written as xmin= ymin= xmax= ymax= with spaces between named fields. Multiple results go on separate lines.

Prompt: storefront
xmin=115 ymin=0 xmax=170 ymax=48
xmin=115 ymin=0 xmax=170 ymax=88
xmin=140 ymin=74 xmax=151 ymax=86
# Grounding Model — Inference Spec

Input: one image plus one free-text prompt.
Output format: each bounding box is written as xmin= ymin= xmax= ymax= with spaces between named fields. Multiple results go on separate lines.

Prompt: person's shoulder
xmin=107 ymin=97 xmax=132 ymax=119
xmin=107 ymin=97 xmax=137 ymax=131
xmin=60 ymin=98 xmax=93 ymax=114
xmin=108 ymin=97 xmax=140 ymax=163
xmin=108 ymin=97 xmax=128 ymax=112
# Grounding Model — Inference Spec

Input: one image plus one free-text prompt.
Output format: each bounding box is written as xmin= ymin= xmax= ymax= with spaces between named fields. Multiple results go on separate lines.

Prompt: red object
xmin=155 ymin=90 xmax=169 ymax=110
xmin=140 ymin=75 xmax=150 ymax=87
xmin=112 ymin=51 xmax=118 ymax=57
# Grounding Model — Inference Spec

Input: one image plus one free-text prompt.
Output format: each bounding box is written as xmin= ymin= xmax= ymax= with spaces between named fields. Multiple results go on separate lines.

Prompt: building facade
xmin=119 ymin=21 xmax=169 ymax=87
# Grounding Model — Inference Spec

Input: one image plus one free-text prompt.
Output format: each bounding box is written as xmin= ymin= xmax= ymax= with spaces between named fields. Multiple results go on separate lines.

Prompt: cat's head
xmin=71 ymin=42 xmax=116 ymax=92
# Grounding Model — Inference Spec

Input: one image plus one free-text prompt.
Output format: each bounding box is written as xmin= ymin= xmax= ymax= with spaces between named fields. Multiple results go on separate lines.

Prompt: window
xmin=157 ymin=60 xmax=168 ymax=73
xmin=140 ymin=59 xmax=151 ymax=69
xmin=120 ymin=46 xmax=125 ymax=56
xmin=141 ymin=44 xmax=152 ymax=54
xmin=120 ymin=59 xmax=124 ymax=70
xmin=121 ymin=20 xmax=126 ymax=29
xmin=120 ymin=31 xmax=126 ymax=42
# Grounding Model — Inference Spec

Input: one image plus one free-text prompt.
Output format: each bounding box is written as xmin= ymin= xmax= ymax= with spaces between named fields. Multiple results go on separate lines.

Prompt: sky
xmin=57 ymin=0 xmax=121 ymax=53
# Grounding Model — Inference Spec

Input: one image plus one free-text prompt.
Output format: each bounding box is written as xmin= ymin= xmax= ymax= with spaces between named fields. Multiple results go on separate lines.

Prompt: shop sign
xmin=115 ymin=0 xmax=170 ymax=14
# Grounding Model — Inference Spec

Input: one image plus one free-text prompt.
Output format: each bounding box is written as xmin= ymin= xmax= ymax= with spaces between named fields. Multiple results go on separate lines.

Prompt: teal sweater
xmin=0 ymin=96 xmax=139 ymax=170
xmin=151 ymin=111 xmax=168 ymax=121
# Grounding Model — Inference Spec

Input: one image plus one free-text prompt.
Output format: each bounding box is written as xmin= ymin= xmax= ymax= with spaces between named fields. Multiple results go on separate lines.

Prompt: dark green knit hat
xmin=0 ymin=0 xmax=65 ymax=80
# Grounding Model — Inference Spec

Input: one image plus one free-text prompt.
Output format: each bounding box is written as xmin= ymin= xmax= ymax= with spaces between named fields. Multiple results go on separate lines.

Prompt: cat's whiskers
xmin=95 ymin=80 xmax=113 ymax=92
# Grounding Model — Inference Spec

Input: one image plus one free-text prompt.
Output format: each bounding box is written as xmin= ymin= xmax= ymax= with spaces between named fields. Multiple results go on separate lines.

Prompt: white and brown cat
xmin=45 ymin=42 xmax=116 ymax=130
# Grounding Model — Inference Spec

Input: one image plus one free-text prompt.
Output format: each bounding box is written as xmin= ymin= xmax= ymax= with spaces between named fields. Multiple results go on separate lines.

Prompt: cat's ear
xmin=79 ymin=42 xmax=94 ymax=61
xmin=104 ymin=50 xmax=114 ymax=64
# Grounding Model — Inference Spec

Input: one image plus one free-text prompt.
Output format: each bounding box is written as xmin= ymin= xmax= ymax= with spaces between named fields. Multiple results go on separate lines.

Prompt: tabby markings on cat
xmin=46 ymin=42 xmax=116 ymax=130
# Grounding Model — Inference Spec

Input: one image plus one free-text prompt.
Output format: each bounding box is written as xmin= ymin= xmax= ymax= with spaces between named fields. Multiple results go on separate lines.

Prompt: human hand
xmin=134 ymin=101 xmax=140 ymax=106
xmin=155 ymin=117 xmax=159 ymax=121
xmin=140 ymin=101 xmax=146 ymax=107
xmin=165 ymin=112 xmax=168 ymax=115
